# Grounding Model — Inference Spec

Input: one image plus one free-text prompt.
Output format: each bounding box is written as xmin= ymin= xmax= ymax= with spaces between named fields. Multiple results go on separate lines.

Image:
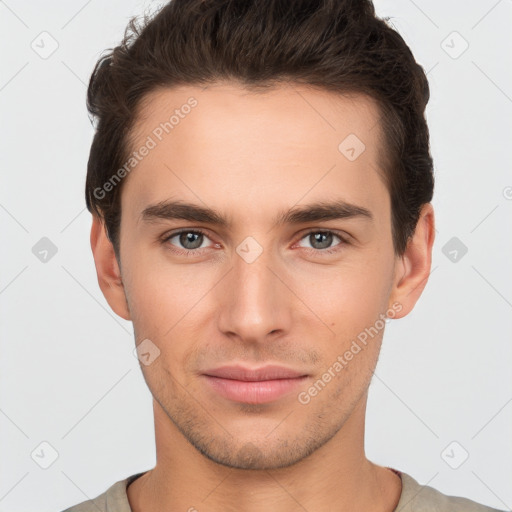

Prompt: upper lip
xmin=202 ymin=365 xmax=308 ymax=381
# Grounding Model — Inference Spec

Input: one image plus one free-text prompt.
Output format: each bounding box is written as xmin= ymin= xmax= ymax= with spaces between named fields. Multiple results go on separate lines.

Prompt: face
xmin=93 ymin=82 xmax=430 ymax=470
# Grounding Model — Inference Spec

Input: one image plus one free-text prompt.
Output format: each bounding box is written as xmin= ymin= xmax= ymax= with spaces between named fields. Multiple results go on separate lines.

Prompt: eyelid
xmin=296 ymin=227 xmax=351 ymax=242
xmin=292 ymin=228 xmax=350 ymax=252
xmin=161 ymin=228 xmax=216 ymax=250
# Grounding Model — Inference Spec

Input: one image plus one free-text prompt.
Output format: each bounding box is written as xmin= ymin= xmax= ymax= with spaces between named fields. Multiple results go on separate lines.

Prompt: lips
xmin=202 ymin=365 xmax=307 ymax=381
xmin=201 ymin=365 xmax=309 ymax=404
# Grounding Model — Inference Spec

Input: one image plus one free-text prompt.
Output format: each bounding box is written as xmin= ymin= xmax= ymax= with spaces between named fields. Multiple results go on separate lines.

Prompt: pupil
xmin=180 ymin=232 xmax=202 ymax=249
xmin=312 ymin=232 xmax=332 ymax=249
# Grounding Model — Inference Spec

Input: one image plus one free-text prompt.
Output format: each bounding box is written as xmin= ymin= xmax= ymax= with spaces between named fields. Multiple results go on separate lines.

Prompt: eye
xmin=162 ymin=229 xmax=214 ymax=254
xmin=296 ymin=230 xmax=348 ymax=254
xmin=160 ymin=228 xmax=350 ymax=257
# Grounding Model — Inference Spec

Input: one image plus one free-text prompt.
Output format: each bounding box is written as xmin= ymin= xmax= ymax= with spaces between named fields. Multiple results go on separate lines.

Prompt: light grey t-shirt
xmin=62 ymin=468 xmax=507 ymax=512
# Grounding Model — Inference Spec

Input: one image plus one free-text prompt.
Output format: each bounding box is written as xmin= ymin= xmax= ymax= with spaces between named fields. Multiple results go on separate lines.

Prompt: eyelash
xmin=160 ymin=228 xmax=350 ymax=257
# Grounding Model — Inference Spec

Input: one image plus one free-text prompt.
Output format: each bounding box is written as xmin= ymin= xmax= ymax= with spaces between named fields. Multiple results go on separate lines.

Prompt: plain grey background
xmin=1 ymin=1 xmax=511 ymax=511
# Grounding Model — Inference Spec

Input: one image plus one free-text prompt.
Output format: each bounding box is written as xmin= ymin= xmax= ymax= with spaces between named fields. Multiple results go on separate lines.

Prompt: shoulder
xmin=60 ymin=472 xmax=146 ymax=512
xmin=60 ymin=488 xmax=110 ymax=512
xmin=396 ymin=471 xmax=508 ymax=512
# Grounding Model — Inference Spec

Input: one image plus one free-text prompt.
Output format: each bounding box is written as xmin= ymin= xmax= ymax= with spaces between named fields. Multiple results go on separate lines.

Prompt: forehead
xmin=122 ymin=82 xmax=389 ymax=227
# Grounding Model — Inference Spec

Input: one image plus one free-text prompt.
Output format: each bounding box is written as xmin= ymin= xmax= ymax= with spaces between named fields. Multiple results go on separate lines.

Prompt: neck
xmin=127 ymin=393 xmax=402 ymax=512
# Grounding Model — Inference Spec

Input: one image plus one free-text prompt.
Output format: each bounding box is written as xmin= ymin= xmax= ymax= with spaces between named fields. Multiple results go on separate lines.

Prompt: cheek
xmin=293 ymin=257 xmax=391 ymax=324
xmin=123 ymin=252 xmax=217 ymax=360
xmin=121 ymin=252 xmax=175 ymax=340
xmin=286 ymin=258 xmax=393 ymax=369
xmin=123 ymin=243 xmax=184 ymax=309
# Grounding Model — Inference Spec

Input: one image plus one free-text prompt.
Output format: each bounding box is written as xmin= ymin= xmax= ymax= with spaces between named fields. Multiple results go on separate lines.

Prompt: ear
xmin=388 ymin=203 xmax=435 ymax=318
xmin=90 ymin=215 xmax=131 ymax=321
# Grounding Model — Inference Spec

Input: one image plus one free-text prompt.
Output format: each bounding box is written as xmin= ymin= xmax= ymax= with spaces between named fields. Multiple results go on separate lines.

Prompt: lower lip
xmin=202 ymin=375 xmax=308 ymax=404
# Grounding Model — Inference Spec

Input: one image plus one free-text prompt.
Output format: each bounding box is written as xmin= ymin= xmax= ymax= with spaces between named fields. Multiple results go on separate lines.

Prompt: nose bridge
xmin=216 ymin=240 xmax=290 ymax=340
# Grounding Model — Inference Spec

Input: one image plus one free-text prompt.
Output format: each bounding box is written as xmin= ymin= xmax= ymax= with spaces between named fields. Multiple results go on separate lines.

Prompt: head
xmin=88 ymin=0 xmax=435 ymax=470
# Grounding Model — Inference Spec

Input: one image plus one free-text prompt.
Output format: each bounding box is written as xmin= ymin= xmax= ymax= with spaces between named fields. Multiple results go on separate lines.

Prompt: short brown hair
xmin=85 ymin=0 xmax=434 ymax=259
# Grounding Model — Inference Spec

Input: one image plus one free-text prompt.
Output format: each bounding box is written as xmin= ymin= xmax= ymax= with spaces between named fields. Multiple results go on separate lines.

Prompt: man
xmin=63 ymin=0 xmax=505 ymax=510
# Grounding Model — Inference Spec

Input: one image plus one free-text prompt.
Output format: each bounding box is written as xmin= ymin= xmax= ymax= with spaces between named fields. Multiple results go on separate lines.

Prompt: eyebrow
xmin=140 ymin=199 xmax=374 ymax=228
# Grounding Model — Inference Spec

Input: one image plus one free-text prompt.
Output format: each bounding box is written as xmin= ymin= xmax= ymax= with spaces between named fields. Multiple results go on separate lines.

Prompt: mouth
xmin=201 ymin=365 xmax=310 ymax=404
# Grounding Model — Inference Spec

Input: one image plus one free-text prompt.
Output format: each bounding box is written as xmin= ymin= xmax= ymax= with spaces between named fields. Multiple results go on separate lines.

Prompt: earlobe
xmin=90 ymin=215 xmax=132 ymax=321
xmin=388 ymin=203 xmax=435 ymax=319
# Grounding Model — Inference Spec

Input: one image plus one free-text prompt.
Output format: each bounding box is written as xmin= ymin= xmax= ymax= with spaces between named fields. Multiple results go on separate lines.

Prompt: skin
xmin=90 ymin=81 xmax=435 ymax=512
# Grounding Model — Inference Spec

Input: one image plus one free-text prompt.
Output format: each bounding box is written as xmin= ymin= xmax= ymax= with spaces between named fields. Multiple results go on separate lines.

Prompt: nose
xmin=216 ymin=244 xmax=293 ymax=344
